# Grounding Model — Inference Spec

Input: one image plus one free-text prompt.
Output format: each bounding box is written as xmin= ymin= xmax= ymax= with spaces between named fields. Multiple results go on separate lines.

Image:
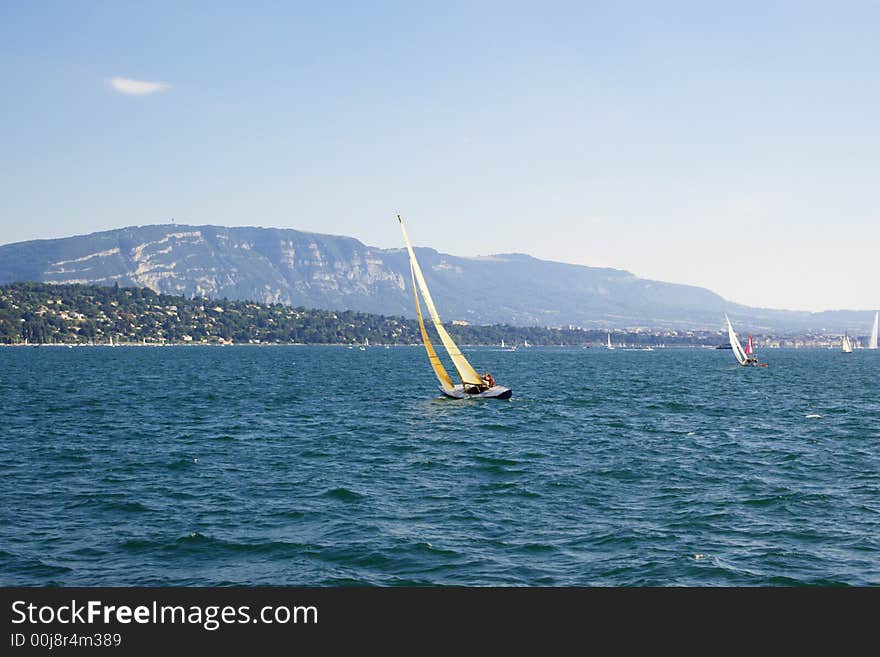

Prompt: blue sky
xmin=2 ymin=1 xmax=878 ymax=311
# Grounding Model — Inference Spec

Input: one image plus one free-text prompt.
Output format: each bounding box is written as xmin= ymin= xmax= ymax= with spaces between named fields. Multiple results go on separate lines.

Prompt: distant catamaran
xmin=870 ymin=312 xmax=879 ymax=350
xmin=399 ymin=215 xmax=512 ymax=400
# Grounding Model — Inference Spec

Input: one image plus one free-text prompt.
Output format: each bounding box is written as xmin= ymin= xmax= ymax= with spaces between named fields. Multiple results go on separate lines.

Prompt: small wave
xmin=472 ymin=455 xmax=520 ymax=467
xmin=411 ymin=541 xmax=460 ymax=557
xmin=598 ymin=467 xmax=640 ymax=482
xmin=2 ymin=553 xmax=74 ymax=578
xmin=105 ymin=500 xmax=153 ymax=513
xmin=743 ymin=496 xmax=781 ymax=507
xmin=473 ymin=463 xmax=523 ymax=477
xmin=123 ymin=533 xmax=311 ymax=557
xmin=323 ymin=487 xmax=363 ymax=502
xmin=805 ymin=414 xmax=822 ymax=419
xmin=271 ymin=509 xmax=307 ymax=519
xmin=177 ymin=531 xmax=210 ymax=544
xmin=53 ymin=452 xmax=90 ymax=463
xmin=478 ymin=481 xmax=519 ymax=492
xmin=66 ymin=496 xmax=153 ymax=513
xmin=299 ymin=449 xmax=330 ymax=458
xmin=166 ymin=458 xmax=197 ymax=470
xmin=519 ymin=543 xmax=558 ymax=554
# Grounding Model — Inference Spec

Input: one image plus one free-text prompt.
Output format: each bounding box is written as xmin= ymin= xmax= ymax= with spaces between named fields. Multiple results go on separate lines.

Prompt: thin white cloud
xmin=109 ymin=77 xmax=170 ymax=96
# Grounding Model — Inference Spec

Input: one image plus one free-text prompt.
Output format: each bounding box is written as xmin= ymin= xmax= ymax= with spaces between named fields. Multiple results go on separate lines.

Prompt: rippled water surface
xmin=1 ymin=345 xmax=878 ymax=585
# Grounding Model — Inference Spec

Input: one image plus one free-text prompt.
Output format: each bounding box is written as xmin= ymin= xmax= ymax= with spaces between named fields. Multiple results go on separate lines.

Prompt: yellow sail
xmin=398 ymin=215 xmax=485 ymax=386
xmin=410 ymin=263 xmax=455 ymax=390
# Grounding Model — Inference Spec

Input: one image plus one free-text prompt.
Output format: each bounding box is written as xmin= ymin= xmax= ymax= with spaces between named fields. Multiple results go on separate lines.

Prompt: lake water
xmin=1 ymin=345 xmax=878 ymax=585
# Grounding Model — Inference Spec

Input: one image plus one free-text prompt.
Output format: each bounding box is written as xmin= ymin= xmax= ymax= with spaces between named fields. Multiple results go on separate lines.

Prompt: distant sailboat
xmin=842 ymin=333 xmax=853 ymax=353
xmin=399 ymin=215 xmax=512 ymax=399
xmin=501 ymin=338 xmax=516 ymax=352
xmin=606 ymin=333 xmax=615 ymax=350
xmin=870 ymin=312 xmax=878 ymax=350
xmin=523 ymin=339 xmax=530 ymax=348
xmin=725 ymin=314 xmax=760 ymax=366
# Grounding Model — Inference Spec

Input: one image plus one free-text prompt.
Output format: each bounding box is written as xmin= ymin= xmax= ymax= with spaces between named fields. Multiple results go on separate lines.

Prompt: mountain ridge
xmin=0 ymin=223 xmax=874 ymax=332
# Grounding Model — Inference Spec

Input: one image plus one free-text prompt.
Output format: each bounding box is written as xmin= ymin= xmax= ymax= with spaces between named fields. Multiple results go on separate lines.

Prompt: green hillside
xmin=0 ymin=282 xmax=721 ymax=347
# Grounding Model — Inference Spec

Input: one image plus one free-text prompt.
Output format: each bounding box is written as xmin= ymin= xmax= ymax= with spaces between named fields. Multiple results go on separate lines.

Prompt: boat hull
xmin=440 ymin=384 xmax=512 ymax=400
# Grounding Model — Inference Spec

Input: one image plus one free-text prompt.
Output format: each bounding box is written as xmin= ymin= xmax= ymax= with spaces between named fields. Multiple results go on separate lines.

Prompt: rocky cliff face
xmin=1 ymin=225 xmax=411 ymax=315
xmin=0 ymin=224 xmax=872 ymax=332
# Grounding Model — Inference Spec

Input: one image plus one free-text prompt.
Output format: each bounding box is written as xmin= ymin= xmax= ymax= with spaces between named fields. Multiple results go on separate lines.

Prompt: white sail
xmin=501 ymin=338 xmax=505 ymax=348
xmin=870 ymin=312 xmax=879 ymax=350
xmin=726 ymin=314 xmax=749 ymax=365
xmin=842 ymin=333 xmax=853 ymax=353
xmin=606 ymin=333 xmax=614 ymax=350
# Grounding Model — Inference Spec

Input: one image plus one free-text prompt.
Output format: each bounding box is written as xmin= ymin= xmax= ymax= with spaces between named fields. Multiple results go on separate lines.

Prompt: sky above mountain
xmin=2 ymin=1 xmax=878 ymax=312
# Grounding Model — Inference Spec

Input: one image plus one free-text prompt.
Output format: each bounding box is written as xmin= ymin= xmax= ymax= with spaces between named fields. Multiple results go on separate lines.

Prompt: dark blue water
xmin=1 ymin=345 xmax=878 ymax=586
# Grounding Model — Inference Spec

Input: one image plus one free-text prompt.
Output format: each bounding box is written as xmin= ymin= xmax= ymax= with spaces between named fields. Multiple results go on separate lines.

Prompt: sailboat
xmin=725 ymin=314 xmax=759 ymax=366
xmin=399 ymin=215 xmax=512 ymax=399
xmin=523 ymin=339 xmax=530 ymax=348
xmin=842 ymin=333 xmax=853 ymax=353
xmin=606 ymin=333 xmax=615 ymax=350
xmin=869 ymin=312 xmax=878 ymax=350
xmin=501 ymin=338 xmax=517 ymax=352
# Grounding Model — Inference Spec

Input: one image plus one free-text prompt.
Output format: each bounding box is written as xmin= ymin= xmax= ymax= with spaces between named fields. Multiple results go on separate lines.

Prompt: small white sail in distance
xmin=842 ymin=333 xmax=853 ymax=353
xmin=725 ymin=314 xmax=749 ymax=365
xmin=870 ymin=312 xmax=879 ymax=350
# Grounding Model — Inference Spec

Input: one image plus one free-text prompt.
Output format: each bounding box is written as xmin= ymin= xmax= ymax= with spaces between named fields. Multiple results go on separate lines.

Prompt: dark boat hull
xmin=440 ymin=385 xmax=512 ymax=400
